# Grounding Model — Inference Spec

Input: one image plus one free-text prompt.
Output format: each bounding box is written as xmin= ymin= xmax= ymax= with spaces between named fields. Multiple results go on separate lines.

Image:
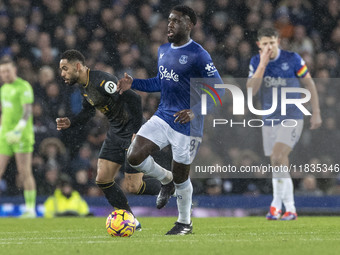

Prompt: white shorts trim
xmin=262 ymin=119 xmax=303 ymax=156
xmin=137 ymin=115 xmax=201 ymax=164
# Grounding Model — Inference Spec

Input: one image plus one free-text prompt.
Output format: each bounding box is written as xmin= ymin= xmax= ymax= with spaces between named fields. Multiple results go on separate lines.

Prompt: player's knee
xmin=95 ymin=172 xmax=111 ymax=184
xmin=127 ymin=150 xmax=142 ymax=166
xmin=271 ymin=153 xmax=285 ymax=166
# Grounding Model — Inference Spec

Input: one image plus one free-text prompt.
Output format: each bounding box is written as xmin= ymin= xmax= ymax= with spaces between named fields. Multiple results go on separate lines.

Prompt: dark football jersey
xmin=70 ymin=70 xmax=142 ymax=137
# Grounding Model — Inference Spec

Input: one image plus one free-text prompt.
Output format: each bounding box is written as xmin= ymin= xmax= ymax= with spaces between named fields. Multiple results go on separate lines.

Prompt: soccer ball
xmin=106 ymin=209 xmax=136 ymax=237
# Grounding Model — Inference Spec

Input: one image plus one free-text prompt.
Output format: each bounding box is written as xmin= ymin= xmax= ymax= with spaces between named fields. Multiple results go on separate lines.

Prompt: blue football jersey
xmin=248 ymin=49 xmax=309 ymax=124
xmin=132 ymin=39 xmax=224 ymax=136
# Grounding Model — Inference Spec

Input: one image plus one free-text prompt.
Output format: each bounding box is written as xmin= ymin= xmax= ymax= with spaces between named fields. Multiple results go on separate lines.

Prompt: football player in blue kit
xmin=247 ymin=28 xmax=322 ymax=220
xmin=118 ymin=5 xmax=224 ymax=235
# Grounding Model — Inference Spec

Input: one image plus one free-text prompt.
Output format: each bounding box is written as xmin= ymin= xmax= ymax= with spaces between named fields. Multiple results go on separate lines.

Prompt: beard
xmin=168 ymin=32 xmax=184 ymax=44
xmin=65 ymin=75 xmax=78 ymax=86
xmin=68 ymin=77 xmax=78 ymax=85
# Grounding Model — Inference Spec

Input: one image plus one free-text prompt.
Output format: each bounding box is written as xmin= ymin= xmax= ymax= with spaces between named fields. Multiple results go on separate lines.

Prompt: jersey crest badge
xmin=179 ymin=55 xmax=188 ymax=64
xmin=281 ymin=62 xmax=289 ymax=71
xmin=104 ymin=81 xmax=117 ymax=94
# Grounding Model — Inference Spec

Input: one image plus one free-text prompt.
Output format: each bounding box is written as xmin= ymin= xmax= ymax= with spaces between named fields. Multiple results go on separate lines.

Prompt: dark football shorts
xmin=98 ymin=129 xmax=139 ymax=174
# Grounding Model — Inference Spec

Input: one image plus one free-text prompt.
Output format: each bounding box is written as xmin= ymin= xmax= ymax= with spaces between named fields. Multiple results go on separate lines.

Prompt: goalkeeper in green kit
xmin=0 ymin=58 xmax=36 ymax=217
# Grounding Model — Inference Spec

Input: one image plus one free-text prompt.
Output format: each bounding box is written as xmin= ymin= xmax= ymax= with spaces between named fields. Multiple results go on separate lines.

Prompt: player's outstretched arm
xmin=56 ymin=117 xmax=71 ymax=130
xmin=117 ymin=73 xmax=133 ymax=95
xmin=301 ymin=73 xmax=322 ymax=130
xmin=174 ymin=109 xmax=195 ymax=124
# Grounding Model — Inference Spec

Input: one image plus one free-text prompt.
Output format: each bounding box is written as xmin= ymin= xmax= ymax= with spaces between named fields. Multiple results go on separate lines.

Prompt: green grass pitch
xmin=0 ymin=217 xmax=339 ymax=255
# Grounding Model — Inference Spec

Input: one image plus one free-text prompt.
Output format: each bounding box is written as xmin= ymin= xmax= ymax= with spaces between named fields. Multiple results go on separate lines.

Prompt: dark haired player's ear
xmin=187 ymin=22 xmax=194 ymax=31
xmin=76 ymin=62 xmax=81 ymax=71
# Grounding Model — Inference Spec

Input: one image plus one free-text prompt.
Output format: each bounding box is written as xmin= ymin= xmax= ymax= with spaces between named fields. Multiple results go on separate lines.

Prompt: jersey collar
xmin=171 ymin=39 xmax=193 ymax=49
xmin=84 ymin=68 xmax=90 ymax=88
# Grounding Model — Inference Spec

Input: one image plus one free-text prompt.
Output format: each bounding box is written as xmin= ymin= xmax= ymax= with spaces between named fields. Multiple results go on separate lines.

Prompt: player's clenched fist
xmin=56 ymin=117 xmax=71 ymax=130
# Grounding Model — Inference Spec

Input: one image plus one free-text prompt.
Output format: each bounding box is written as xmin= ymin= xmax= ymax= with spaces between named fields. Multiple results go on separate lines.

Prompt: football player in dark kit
xmin=57 ymin=49 xmax=162 ymax=229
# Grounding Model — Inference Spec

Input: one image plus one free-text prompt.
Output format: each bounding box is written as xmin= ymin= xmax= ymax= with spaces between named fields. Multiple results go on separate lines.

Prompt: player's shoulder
xmin=16 ymin=77 xmax=32 ymax=89
xmin=280 ymin=49 xmax=301 ymax=60
xmin=89 ymin=70 xmax=118 ymax=84
xmin=190 ymin=40 xmax=209 ymax=55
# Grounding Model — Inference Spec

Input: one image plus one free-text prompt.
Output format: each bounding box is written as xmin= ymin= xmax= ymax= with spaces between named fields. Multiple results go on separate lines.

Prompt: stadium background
xmin=0 ymin=0 xmax=339 ymax=216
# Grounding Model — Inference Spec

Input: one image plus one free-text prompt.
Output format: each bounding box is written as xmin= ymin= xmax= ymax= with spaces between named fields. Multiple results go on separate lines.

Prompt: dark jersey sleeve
xmin=69 ymin=98 xmax=96 ymax=128
xmin=119 ymin=89 xmax=143 ymax=133
xmin=93 ymin=72 xmax=143 ymax=133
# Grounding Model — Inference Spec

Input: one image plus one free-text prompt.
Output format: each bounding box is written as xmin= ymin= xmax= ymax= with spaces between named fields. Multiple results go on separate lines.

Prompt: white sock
xmin=130 ymin=156 xmax=172 ymax=185
xmin=175 ymin=178 xmax=193 ymax=225
xmin=271 ymin=178 xmax=284 ymax=210
xmin=282 ymin=178 xmax=296 ymax=213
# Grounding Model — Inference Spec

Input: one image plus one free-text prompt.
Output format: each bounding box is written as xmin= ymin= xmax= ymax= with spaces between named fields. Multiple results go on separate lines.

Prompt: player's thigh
xmin=275 ymin=119 xmax=303 ymax=151
xmin=128 ymin=116 xmax=168 ymax=164
xmin=97 ymin=132 xmax=129 ymax=182
xmin=0 ymin=135 xmax=14 ymax=158
xmin=127 ymin=135 xmax=161 ymax=165
xmin=96 ymin=158 xmax=121 ymax=183
xmin=168 ymin=130 xmax=201 ymax=165
xmin=262 ymin=125 xmax=278 ymax=157
xmin=136 ymin=116 xmax=169 ymax=150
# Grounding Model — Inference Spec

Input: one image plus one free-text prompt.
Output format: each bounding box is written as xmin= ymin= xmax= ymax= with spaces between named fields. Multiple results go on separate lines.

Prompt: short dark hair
xmin=0 ymin=57 xmax=15 ymax=66
xmin=172 ymin=5 xmax=197 ymax=25
xmin=257 ymin=27 xmax=279 ymax=40
xmin=61 ymin=50 xmax=85 ymax=65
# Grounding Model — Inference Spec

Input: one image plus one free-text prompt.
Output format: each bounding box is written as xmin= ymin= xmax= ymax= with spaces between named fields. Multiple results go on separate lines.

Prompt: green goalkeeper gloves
xmin=6 ymin=119 xmax=27 ymax=145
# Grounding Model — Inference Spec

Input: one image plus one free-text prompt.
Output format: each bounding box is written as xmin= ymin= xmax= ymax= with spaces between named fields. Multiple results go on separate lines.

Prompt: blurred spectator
xmin=204 ymin=178 xmax=223 ymax=196
xmin=39 ymin=137 xmax=67 ymax=171
xmin=290 ymin=25 xmax=314 ymax=55
xmin=295 ymin=175 xmax=324 ymax=196
xmin=43 ymin=173 xmax=90 ymax=218
xmin=33 ymin=100 xmax=59 ymax=151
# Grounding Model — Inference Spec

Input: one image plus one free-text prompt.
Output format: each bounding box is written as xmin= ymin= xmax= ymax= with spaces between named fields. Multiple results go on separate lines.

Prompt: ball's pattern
xmin=106 ymin=209 xmax=136 ymax=237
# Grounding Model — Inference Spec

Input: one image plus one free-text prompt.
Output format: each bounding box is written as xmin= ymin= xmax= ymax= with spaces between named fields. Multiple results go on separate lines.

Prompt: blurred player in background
xmin=247 ymin=27 xmax=322 ymax=220
xmin=0 ymin=58 xmax=36 ymax=218
xmin=58 ymin=50 xmax=161 ymax=229
xmin=118 ymin=5 xmax=224 ymax=235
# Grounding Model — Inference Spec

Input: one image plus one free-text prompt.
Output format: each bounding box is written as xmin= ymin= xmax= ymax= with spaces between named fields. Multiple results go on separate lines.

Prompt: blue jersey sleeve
xmin=191 ymin=50 xmax=225 ymax=117
xmin=131 ymin=47 xmax=162 ymax=92
xmin=293 ymin=53 xmax=309 ymax=78
xmin=131 ymin=76 xmax=161 ymax=92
